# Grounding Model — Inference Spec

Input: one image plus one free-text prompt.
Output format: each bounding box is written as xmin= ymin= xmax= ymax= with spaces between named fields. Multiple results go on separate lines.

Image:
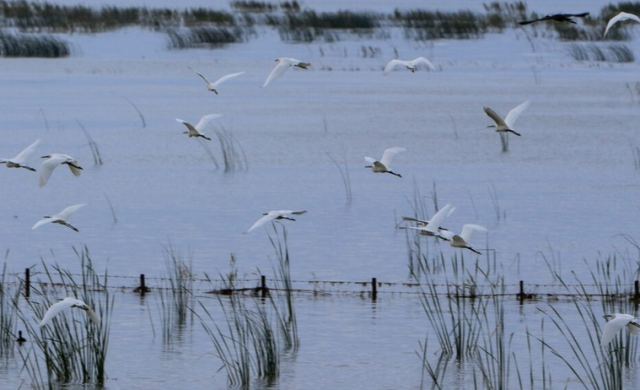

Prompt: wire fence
xmin=6 ymin=269 xmax=640 ymax=302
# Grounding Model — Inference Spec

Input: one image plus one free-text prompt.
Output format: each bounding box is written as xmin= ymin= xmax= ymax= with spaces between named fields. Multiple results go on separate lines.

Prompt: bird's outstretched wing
xmin=384 ymin=59 xmax=405 ymax=73
xmin=58 ymin=203 xmax=86 ymax=220
xmin=195 ymin=72 xmax=211 ymax=86
xmin=212 ymin=71 xmax=245 ymax=88
xmin=425 ymin=204 xmax=454 ymax=234
xmin=483 ymin=106 xmax=508 ymax=128
xmin=39 ymin=297 xmax=92 ymax=327
xmin=411 ymin=57 xmax=435 ymax=71
xmin=263 ymin=61 xmax=290 ymax=87
xmin=404 ymin=226 xmax=430 ymax=233
xmin=569 ymin=12 xmax=589 ymax=18
xmin=247 ymin=213 xmax=276 ymax=233
xmin=460 ymin=224 xmax=487 ymax=243
xmin=602 ymin=314 xmax=635 ymax=347
xmin=195 ymin=114 xmax=222 ymax=131
xmin=175 ymin=118 xmax=197 ymax=134
xmin=67 ymin=163 xmax=83 ymax=177
xmin=604 ymin=12 xmax=640 ymax=36
xmin=32 ymin=217 xmax=53 ymax=230
xmin=402 ymin=216 xmax=430 ymax=225
xmin=13 ymin=139 xmax=41 ymax=164
xmin=518 ymin=18 xmax=542 ymax=25
xmin=380 ymin=147 xmax=406 ymax=168
xmin=39 ymin=155 xmax=65 ymax=187
xmin=504 ymin=100 xmax=530 ymax=129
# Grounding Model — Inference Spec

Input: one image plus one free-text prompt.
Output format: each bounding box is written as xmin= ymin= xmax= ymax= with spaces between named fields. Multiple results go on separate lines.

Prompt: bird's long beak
xmin=487 ymin=125 xmax=496 ymax=128
xmin=40 ymin=155 xmax=50 ymax=158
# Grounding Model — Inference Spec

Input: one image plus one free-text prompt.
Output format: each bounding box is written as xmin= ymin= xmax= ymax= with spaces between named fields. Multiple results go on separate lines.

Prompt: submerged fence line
xmin=5 ymin=269 xmax=640 ymax=302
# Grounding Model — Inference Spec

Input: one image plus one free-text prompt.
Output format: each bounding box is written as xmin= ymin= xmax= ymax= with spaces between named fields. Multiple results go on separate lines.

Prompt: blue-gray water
xmin=1 ymin=2 xmax=640 ymax=388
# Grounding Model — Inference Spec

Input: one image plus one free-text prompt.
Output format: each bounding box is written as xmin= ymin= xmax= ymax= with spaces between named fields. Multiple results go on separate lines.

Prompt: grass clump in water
xmin=0 ymin=32 xmax=69 ymax=57
xmin=18 ymin=246 xmax=113 ymax=388
xmin=167 ymin=26 xmax=246 ymax=48
xmin=568 ymin=43 xmax=634 ymax=63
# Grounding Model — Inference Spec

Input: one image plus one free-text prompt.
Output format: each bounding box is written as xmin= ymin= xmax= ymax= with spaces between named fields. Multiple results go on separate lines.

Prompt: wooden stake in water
xmin=134 ymin=273 xmax=150 ymax=295
xmin=371 ymin=277 xmax=378 ymax=301
xmin=634 ymin=280 xmax=640 ymax=302
xmin=518 ymin=280 xmax=524 ymax=304
xmin=260 ymin=275 xmax=267 ymax=298
xmin=24 ymin=268 xmax=30 ymax=298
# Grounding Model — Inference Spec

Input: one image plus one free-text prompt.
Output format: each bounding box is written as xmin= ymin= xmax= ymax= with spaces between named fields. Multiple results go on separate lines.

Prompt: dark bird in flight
xmin=519 ymin=12 xmax=589 ymax=25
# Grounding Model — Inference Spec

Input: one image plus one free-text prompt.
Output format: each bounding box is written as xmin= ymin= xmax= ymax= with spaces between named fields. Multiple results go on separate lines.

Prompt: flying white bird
xmin=604 ymin=12 xmax=640 ymax=37
xmin=439 ymin=224 xmax=487 ymax=255
xmin=384 ymin=57 xmax=435 ymax=74
xmin=39 ymin=153 xmax=83 ymax=187
xmin=32 ymin=203 xmax=86 ymax=232
xmin=0 ymin=139 xmax=40 ymax=172
xmin=195 ymin=71 xmax=245 ymax=94
xmin=247 ymin=210 xmax=307 ymax=233
xmin=403 ymin=204 xmax=455 ymax=237
xmin=483 ymin=100 xmax=530 ymax=137
xmin=263 ymin=57 xmax=311 ymax=88
xmin=175 ymin=114 xmax=222 ymax=141
xmin=364 ymin=147 xmax=406 ymax=178
xmin=601 ymin=313 xmax=640 ymax=348
xmin=39 ymin=297 xmax=98 ymax=327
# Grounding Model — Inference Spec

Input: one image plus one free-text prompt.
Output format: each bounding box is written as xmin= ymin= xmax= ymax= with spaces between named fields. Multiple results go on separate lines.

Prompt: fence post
xmin=371 ymin=277 xmax=377 ymax=301
xmin=260 ymin=275 xmax=267 ymax=298
xmin=634 ymin=280 xmax=640 ymax=301
xmin=24 ymin=268 xmax=30 ymax=299
xmin=133 ymin=274 xmax=150 ymax=295
xmin=517 ymin=280 xmax=524 ymax=304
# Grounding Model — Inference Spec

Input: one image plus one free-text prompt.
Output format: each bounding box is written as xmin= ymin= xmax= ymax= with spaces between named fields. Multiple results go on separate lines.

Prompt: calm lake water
xmin=0 ymin=1 xmax=640 ymax=387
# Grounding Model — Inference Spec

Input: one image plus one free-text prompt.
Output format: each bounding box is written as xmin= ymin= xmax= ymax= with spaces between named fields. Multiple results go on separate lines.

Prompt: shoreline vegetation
xmin=0 ymin=1 xmax=638 ymax=57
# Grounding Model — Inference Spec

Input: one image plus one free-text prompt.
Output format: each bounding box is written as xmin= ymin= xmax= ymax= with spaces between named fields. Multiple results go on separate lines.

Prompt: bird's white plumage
xmin=39 ymin=297 xmax=96 ymax=327
xmin=6 ymin=139 xmax=41 ymax=165
xmin=32 ymin=218 xmax=54 ymax=230
xmin=39 ymin=153 xmax=82 ymax=187
xmin=484 ymin=107 xmax=508 ymax=129
xmin=504 ymin=100 xmax=530 ymax=129
xmin=263 ymin=57 xmax=308 ymax=88
xmin=176 ymin=114 xmax=221 ymax=139
xmin=425 ymin=204 xmax=454 ymax=234
xmin=384 ymin=57 xmax=435 ymax=73
xmin=459 ymin=224 xmax=487 ymax=243
xmin=380 ymin=147 xmax=406 ymax=168
xmin=602 ymin=313 xmax=637 ymax=347
xmin=247 ymin=210 xmax=306 ymax=233
xmin=197 ymin=71 xmax=245 ymax=91
xmin=58 ymin=203 xmax=86 ymax=219
xmin=194 ymin=114 xmax=223 ymax=131
xmin=438 ymin=230 xmax=455 ymax=241
xmin=604 ymin=12 xmax=640 ymax=37
xmin=32 ymin=203 xmax=85 ymax=230
xmin=211 ymin=71 xmax=245 ymax=88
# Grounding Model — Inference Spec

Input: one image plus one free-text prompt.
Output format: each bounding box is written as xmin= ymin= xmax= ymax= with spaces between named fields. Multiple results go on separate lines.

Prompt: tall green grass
xmin=268 ymin=224 xmax=299 ymax=351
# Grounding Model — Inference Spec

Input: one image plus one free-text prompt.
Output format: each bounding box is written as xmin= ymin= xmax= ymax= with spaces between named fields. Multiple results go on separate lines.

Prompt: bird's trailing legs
xmin=53 ymin=220 xmax=79 ymax=232
xmin=505 ymin=129 xmax=522 ymax=136
xmin=0 ymin=160 xmax=36 ymax=172
xmin=465 ymin=246 xmax=482 ymax=255
xmin=387 ymin=171 xmax=402 ymax=178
